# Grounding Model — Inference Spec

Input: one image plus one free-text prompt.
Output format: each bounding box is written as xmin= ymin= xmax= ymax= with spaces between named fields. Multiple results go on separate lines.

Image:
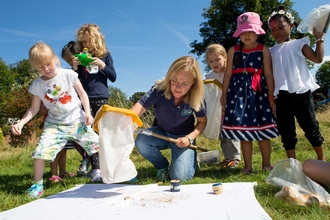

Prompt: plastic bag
xmin=266 ymin=158 xmax=330 ymax=208
xmin=297 ymin=4 xmax=330 ymax=34
xmin=203 ymin=79 xmax=223 ymax=140
xmin=93 ymin=105 xmax=143 ymax=184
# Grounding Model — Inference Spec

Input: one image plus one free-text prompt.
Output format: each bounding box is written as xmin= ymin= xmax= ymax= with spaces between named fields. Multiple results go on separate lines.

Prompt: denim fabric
xmin=135 ymin=126 xmax=197 ymax=181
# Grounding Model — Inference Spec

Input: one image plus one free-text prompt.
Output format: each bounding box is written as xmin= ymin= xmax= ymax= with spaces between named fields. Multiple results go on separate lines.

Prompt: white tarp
xmin=0 ymin=182 xmax=271 ymax=220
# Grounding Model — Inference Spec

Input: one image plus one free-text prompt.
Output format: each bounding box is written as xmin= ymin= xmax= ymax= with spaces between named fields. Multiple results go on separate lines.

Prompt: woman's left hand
xmin=90 ymin=57 xmax=105 ymax=70
xmin=176 ymin=136 xmax=190 ymax=148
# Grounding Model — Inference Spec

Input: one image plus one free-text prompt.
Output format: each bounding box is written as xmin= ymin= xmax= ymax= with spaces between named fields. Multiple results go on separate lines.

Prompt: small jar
xmin=212 ymin=183 xmax=224 ymax=195
xmin=170 ymin=180 xmax=180 ymax=192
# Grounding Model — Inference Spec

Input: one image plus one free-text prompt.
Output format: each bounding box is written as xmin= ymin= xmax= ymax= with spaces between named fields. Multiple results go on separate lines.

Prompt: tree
xmin=0 ymin=58 xmax=16 ymax=96
xmin=108 ymin=86 xmax=130 ymax=108
xmin=129 ymin=92 xmax=145 ymax=104
xmin=190 ymin=0 xmax=305 ymax=63
xmin=315 ymin=61 xmax=330 ymax=95
xmin=0 ymin=59 xmax=42 ymax=147
xmin=9 ymin=59 xmax=38 ymax=85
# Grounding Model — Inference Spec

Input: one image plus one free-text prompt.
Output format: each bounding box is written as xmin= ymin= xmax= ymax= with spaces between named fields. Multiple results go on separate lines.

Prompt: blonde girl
xmin=11 ymin=42 xmax=100 ymax=199
xmin=205 ymin=44 xmax=241 ymax=168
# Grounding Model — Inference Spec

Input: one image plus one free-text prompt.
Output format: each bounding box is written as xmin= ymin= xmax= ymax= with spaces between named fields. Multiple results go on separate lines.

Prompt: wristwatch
xmin=315 ymin=37 xmax=325 ymax=43
xmin=186 ymin=135 xmax=194 ymax=146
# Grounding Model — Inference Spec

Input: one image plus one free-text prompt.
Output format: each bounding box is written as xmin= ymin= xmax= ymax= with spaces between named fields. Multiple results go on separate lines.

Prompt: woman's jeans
xmin=135 ymin=126 xmax=197 ymax=181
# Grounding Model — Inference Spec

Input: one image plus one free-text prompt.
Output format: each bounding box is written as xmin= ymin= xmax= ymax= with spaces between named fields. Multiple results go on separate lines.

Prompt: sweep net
xmin=94 ymin=105 xmax=143 ymax=183
xmin=203 ymin=79 xmax=223 ymax=140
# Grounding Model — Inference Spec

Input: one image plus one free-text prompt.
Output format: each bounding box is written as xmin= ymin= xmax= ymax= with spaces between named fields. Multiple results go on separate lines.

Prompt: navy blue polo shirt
xmin=138 ymin=88 xmax=206 ymax=135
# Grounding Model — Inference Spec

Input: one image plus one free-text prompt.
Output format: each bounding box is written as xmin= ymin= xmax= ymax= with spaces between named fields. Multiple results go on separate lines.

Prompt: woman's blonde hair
xmin=205 ymin=44 xmax=227 ymax=72
xmin=155 ymin=56 xmax=204 ymax=111
xmin=76 ymin=23 xmax=108 ymax=58
xmin=28 ymin=41 xmax=60 ymax=70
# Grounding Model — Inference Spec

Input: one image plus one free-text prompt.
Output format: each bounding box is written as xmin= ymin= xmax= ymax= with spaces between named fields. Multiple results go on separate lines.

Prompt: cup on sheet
xmin=212 ymin=183 xmax=224 ymax=195
xmin=170 ymin=180 xmax=180 ymax=192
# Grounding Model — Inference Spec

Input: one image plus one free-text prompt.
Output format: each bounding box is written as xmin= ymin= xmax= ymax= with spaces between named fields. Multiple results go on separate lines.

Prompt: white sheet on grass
xmin=0 ymin=182 xmax=271 ymax=220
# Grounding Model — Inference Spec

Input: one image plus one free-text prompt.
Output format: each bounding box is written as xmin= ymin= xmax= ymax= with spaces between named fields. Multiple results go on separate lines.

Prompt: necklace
xmin=242 ymin=44 xmax=257 ymax=74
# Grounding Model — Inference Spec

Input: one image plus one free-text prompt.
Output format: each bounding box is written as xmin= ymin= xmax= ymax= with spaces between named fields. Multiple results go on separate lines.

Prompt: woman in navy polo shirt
xmin=131 ymin=56 xmax=207 ymax=182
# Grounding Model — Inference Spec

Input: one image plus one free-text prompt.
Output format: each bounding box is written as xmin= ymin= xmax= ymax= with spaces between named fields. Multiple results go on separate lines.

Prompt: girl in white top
xmin=268 ymin=5 xmax=326 ymax=161
xmin=205 ymin=44 xmax=241 ymax=168
xmin=11 ymin=42 xmax=100 ymax=199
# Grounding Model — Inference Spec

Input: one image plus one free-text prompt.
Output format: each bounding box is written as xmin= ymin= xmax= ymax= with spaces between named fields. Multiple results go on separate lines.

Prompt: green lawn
xmin=1 ymin=110 xmax=330 ymax=219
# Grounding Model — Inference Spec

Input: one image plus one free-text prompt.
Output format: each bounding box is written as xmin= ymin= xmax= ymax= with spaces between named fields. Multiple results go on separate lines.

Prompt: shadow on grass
xmin=0 ymin=173 xmax=35 ymax=196
xmin=0 ymin=170 xmax=106 ymax=197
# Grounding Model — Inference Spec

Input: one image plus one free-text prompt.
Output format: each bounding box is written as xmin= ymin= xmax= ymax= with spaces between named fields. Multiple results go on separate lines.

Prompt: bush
xmin=0 ymin=84 xmax=44 ymax=147
xmin=0 ymin=128 xmax=3 ymax=148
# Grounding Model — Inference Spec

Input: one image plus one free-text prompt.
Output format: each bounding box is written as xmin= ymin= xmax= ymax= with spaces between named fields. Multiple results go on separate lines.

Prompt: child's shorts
xmin=32 ymin=121 xmax=99 ymax=161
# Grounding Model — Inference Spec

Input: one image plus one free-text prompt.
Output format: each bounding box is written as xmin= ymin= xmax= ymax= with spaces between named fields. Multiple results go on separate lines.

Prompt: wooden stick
xmin=323 ymin=12 xmax=330 ymax=33
xmin=138 ymin=129 xmax=208 ymax=152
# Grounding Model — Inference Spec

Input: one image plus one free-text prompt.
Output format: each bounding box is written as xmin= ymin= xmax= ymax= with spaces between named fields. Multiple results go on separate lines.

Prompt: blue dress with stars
xmin=222 ymin=44 xmax=278 ymax=141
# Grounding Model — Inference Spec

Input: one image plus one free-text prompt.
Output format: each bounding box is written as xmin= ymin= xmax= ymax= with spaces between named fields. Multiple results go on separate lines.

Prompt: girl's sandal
xmin=59 ymin=172 xmax=76 ymax=179
xmin=49 ymin=175 xmax=62 ymax=183
xmin=242 ymin=168 xmax=253 ymax=175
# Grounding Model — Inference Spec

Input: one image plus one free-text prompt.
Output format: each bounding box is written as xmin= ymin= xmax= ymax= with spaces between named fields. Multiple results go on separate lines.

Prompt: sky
xmin=1 ymin=0 xmax=330 ymax=98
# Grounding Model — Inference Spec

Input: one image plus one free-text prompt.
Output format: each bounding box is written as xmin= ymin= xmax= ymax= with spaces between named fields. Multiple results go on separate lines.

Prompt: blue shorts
xmin=32 ymin=121 xmax=99 ymax=161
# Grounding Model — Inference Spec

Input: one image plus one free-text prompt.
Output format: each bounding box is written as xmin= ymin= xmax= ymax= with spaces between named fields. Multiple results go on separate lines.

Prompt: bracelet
xmin=185 ymin=135 xmax=194 ymax=146
xmin=315 ymin=37 xmax=325 ymax=43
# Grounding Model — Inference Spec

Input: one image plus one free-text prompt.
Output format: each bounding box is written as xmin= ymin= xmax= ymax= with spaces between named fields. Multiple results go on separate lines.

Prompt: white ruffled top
xmin=270 ymin=36 xmax=319 ymax=96
xmin=205 ymin=70 xmax=224 ymax=83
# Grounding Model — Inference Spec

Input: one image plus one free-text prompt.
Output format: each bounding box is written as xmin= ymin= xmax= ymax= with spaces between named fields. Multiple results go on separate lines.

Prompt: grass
xmin=1 ymin=110 xmax=330 ymax=219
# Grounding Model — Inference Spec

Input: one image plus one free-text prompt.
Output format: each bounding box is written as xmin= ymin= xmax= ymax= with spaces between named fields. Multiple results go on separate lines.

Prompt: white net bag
xmin=266 ymin=158 xmax=330 ymax=208
xmin=297 ymin=4 xmax=330 ymax=34
xmin=203 ymin=79 xmax=223 ymax=140
xmin=94 ymin=105 xmax=143 ymax=183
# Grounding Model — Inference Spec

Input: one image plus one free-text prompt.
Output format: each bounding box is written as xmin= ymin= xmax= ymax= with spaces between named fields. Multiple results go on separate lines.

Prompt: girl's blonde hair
xmin=205 ymin=44 xmax=227 ymax=72
xmin=28 ymin=42 xmax=60 ymax=70
xmin=155 ymin=56 xmax=205 ymax=111
xmin=76 ymin=23 xmax=108 ymax=58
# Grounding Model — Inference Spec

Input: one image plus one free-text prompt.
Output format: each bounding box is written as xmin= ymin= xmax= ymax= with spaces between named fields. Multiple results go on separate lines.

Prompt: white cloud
xmin=110 ymin=46 xmax=154 ymax=51
xmin=109 ymin=4 xmax=135 ymax=22
xmin=158 ymin=19 xmax=191 ymax=49
xmin=0 ymin=28 xmax=43 ymax=38
xmin=310 ymin=55 xmax=330 ymax=75
xmin=117 ymin=69 xmax=136 ymax=76
xmin=323 ymin=55 xmax=330 ymax=62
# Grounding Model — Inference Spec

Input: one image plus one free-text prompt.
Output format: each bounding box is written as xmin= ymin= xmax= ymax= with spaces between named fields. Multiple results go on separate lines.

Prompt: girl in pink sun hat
xmin=220 ymin=12 xmax=278 ymax=175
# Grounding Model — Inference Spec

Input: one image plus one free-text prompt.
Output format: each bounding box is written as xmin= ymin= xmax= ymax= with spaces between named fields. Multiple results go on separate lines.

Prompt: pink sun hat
xmin=233 ymin=12 xmax=266 ymax=37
